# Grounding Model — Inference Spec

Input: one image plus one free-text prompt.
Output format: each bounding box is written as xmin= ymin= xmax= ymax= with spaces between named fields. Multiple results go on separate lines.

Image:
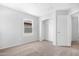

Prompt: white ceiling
xmin=1 ymin=3 xmax=79 ymax=17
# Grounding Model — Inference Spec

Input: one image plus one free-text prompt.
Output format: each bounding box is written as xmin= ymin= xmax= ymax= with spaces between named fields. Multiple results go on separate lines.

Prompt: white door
xmin=57 ymin=15 xmax=71 ymax=46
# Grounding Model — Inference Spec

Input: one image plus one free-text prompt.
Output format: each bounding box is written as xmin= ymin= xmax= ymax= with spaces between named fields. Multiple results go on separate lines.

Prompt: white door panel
xmin=57 ymin=15 xmax=71 ymax=46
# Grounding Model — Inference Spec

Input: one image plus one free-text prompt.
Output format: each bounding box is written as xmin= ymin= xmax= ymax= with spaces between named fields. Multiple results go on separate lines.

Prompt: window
xmin=24 ymin=20 xmax=32 ymax=33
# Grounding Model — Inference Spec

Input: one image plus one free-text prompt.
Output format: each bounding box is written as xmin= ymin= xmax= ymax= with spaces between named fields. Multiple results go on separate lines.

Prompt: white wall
xmin=72 ymin=16 xmax=79 ymax=41
xmin=0 ymin=5 xmax=39 ymax=49
xmin=0 ymin=6 xmax=23 ymax=48
xmin=78 ymin=16 xmax=79 ymax=39
xmin=71 ymin=16 xmax=79 ymax=41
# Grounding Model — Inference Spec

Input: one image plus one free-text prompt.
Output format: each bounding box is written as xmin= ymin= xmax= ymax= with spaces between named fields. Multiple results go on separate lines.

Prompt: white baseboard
xmin=0 ymin=39 xmax=38 ymax=50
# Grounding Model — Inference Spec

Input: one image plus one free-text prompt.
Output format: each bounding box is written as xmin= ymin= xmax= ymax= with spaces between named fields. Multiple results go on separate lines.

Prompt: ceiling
xmin=1 ymin=3 xmax=79 ymax=17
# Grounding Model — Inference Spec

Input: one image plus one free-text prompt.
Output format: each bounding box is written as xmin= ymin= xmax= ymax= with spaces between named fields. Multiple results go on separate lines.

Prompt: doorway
xmin=42 ymin=19 xmax=49 ymax=41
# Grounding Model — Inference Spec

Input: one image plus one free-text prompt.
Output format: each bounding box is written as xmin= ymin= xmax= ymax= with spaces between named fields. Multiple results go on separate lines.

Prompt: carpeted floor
xmin=0 ymin=41 xmax=79 ymax=56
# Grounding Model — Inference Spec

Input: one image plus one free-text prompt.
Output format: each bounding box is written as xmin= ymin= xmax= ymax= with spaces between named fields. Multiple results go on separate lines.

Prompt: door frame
xmin=40 ymin=19 xmax=49 ymax=41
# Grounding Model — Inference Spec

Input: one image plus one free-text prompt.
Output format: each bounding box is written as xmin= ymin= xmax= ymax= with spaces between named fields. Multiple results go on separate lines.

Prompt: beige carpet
xmin=0 ymin=41 xmax=79 ymax=56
